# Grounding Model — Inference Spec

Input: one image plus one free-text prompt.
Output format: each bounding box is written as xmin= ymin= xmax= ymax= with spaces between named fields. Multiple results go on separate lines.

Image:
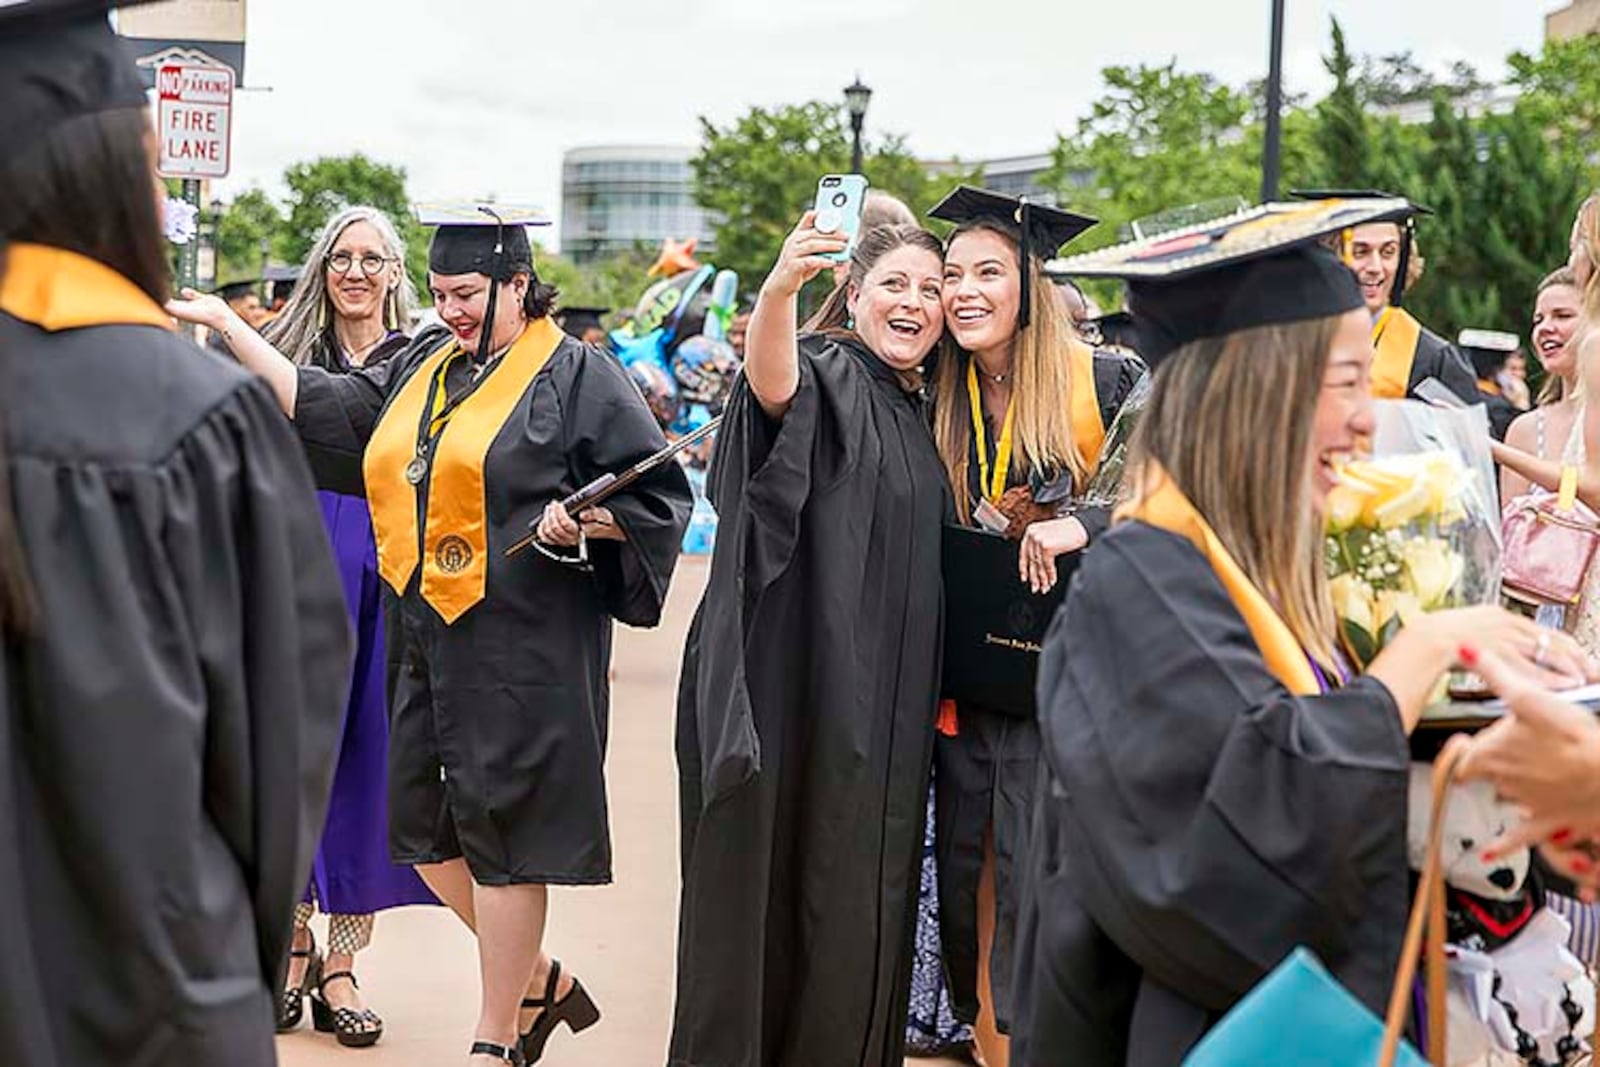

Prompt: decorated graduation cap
xmin=1290 ymin=188 xmax=1431 ymax=307
xmin=929 ymin=185 xmax=1097 ymax=330
xmin=1050 ymin=198 xmax=1415 ymax=366
xmin=555 ymin=306 xmax=611 ymax=339
xmin=414 ymin=202 xmax=551 ymax=363
xmin=0 ymin=0 xmax=159 ymax=152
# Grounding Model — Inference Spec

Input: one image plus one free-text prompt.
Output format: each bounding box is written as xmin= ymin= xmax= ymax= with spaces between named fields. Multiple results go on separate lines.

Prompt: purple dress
xmin=304 ymin=334 xmax=436 ymax=915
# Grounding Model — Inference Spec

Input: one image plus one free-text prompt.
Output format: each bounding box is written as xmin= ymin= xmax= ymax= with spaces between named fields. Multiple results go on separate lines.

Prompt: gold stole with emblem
xmin=364 ymin=316 xmax=564 ymax=623
xmin=1370 ymin=306 xmax=1424 ymax=401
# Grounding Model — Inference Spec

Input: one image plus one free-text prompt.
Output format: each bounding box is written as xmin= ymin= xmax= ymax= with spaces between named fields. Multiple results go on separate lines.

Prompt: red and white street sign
xmin=156 ymin=62 xmax=233 ymax=179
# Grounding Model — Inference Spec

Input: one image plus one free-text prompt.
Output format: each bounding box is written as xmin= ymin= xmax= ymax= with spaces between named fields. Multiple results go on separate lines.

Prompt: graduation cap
xmin=1050 ymin=198 xmax=1415 ymax=366
xmin=214 ymin=278 xmax=262 ymax=304
xmin=264 ymin=264 xmax=304 ymax=304
xmin=0 ymin=1 xmax=160 ymax=153
xmin=414 ymin=202 xmax=551 ymax=363
xmin=555 ymin=306 xmax=610 ymax=339
xmin=1084 ymin=310 xmax=1142 ymax=355
xmin=1290 ymin=189 xmax=1431 ymax=307
xmin=1457 ymin=328 xmax=1520 ymax=378
xmin=929 ymin=185 xmax=1097 ymax=330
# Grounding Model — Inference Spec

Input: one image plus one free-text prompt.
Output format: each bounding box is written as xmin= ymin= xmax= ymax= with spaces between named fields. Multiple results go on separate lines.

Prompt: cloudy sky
xmin=201 ymin=0 xmax=1555 ymax=248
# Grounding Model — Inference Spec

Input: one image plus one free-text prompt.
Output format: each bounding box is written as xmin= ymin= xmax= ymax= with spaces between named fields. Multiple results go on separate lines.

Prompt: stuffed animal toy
xmin=1406 ymin=765 xmax=1594 ymax=1066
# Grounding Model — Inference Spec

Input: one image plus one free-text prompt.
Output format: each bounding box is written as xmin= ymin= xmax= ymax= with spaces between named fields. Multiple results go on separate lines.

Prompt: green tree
xmin=690 ymin=101 xmax=977 ymax=295
xmin=1314 ymin=17 xmax=1369 ymax=188
xmin=214 ymin=187 xmax=283 ymax=285
xmin=1508 ymin=34 xmax=1600 ymax=148
xmin=279 ymin=153 xmax=429 ymax=293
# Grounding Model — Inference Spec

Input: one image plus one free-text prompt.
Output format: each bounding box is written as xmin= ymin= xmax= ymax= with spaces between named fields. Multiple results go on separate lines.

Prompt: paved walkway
xmin=278 ymin=557 xmax=968 ymax=1067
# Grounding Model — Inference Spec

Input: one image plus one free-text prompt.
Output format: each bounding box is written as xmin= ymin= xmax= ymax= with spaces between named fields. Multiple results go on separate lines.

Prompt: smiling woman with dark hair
xmin=0 ymin=4 xmax=352 ymax=1066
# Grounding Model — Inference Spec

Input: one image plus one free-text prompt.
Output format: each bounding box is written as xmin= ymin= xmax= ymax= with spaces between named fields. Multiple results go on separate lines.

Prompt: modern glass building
xmin=560 ymin=145 xmax=717 ymax=264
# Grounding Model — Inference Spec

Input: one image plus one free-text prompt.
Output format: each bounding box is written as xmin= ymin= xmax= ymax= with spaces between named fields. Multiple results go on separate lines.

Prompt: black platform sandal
xmin=276 ymin=933 xmax=322 ymax=1033
xmin=470 ymin=1039 xmax=525 ymax=1065
xmin=310 ymin=969 xmax=384 ymax=1048
xmin=518 ymin=959 xmax=601 ymax=1064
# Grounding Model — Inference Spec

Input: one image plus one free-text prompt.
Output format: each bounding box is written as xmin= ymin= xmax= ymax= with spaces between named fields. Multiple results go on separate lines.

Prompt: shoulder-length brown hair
xmin=1129 ymin=315 xmax=1345 ymax=673
xmin=932 ymin=219 xmax=1089 ymax=524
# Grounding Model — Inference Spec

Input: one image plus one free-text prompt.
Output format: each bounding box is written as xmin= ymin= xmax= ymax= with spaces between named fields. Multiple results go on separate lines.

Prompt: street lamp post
xmin=1261 ymin=0 xmax=1287 ymax=202
xmin=844 ymin=75 xmax=872 ymax=176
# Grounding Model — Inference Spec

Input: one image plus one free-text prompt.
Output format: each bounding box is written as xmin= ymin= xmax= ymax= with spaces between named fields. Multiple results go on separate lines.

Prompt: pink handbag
xmin=1501 ymin=467 xmax=1600 ymax=606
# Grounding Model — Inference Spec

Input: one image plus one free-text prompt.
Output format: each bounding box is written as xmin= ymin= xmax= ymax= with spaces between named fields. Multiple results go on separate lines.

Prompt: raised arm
xmin=166 ymin=289 xmax=298 ymax=415
xmin=745 ymin=211 xmax=847 ymax=421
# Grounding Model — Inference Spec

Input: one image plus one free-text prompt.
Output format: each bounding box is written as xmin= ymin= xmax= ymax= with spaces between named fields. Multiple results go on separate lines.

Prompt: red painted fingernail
xmin=1481 ymin=850 xmax=1499 ymax=863
xmin=1458 ymin=645 xmax=1480 ymax=666
xmin=1573 ymin=857 xmax=1594 ymax=874
xmin=1555 ymin=828 xmax=1575 ymax=845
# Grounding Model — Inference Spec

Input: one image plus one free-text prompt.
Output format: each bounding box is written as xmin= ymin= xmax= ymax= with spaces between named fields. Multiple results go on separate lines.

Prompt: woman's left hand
xmin=1018 ymin=517 xmax=1088 ymax=594
xmin=165 ymin=288 xmax=235 ymax=333
xmin=578 ymin=506 xmax=627 ymax=543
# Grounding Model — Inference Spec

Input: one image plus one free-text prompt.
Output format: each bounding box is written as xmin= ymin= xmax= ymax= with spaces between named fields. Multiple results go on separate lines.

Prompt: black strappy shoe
xmin=276 ymin=933 xmax=321 ymax=1033
xmin=470 ymin=1039 xmax=525 ymax=1065
xmin=518 ymin=959 xmax=601 ymax=1064
xmin=309 ymin=969 xmax=384 ymax=1048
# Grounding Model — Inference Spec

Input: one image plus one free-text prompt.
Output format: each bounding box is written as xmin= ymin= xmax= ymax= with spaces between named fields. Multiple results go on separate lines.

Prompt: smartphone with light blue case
xmin=813 ymin=174 xmax=868 ymax=263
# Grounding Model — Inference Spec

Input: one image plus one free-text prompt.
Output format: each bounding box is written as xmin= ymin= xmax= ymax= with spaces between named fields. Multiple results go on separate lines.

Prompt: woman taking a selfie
xmin=672 ymin=212 xmax=951 ymax=1067
xmin=1010 ymin=201 xmax=1593 ymax=1067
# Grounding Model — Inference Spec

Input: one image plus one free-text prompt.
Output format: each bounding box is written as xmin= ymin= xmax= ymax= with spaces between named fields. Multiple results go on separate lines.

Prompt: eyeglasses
xmin=326 ymin=252 xmax=396 ymax=276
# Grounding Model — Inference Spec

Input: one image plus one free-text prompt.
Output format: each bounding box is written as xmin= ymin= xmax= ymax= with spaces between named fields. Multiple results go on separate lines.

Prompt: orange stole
xmin=1068 ymin=338 xmax=1108 ymax=466
xmin=1371 ymin=306 xmax=1423 ymax=401
xmin=1120 ymin=470 xmax=1320 ymax=696
xmin=0 ymin=242 xmax=174 ymax=332
xmin=363 ymin=317 xmax=564 ymax=624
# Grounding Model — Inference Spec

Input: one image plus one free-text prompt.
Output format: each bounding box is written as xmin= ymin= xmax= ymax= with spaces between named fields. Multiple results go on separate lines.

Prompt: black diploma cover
xmin=941 ymin=524 xmax=1075 ymax=717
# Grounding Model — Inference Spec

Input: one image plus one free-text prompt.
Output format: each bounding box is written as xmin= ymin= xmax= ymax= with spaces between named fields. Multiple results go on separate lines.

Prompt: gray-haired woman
xmin=177 ymin=206 xmax=437 ymax=1049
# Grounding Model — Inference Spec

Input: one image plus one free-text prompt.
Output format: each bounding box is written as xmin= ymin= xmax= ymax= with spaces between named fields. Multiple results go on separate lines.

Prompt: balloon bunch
xmin=611 ymin=239 xmax=741 ymax=466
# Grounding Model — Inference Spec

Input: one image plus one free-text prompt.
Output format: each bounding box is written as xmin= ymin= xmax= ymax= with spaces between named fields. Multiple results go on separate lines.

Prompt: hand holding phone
xmin=812 ymin=174 xmax=868 ymax=264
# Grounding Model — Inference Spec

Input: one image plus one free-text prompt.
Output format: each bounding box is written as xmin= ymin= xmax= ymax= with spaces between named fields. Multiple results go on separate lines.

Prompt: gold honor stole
xmin=0 ymin=243 xmax=174 ymax=331
xmin=965 ymin=339 xmax=1107 ymax=504
xmin=1370 ymin=306 xmax=1423 ymax=401
xmin=365 ymin=316 xmax=564 ymax=623
xmin=1120 ymin=470 xmax=1320 ymax=696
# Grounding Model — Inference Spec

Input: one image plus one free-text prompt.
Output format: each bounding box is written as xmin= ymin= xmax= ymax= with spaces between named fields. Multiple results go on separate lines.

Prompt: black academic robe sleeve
xmin=690 ymin=336 xmax=869 ymax=800
xmin=1410 ymin=327 xmax=1480 ymax=405
xmin=555 ymin=340 xmax=692 ymax=627
xmin=1018 ymin=521 xmax=1411 ymax=1063
xmin=170 ymin=379 xmax=353 ymax=992
xmin=1073 ymin=351 xmax=1147 ymax=542
xmin=292 ymin=326 xmax=444 ymax=495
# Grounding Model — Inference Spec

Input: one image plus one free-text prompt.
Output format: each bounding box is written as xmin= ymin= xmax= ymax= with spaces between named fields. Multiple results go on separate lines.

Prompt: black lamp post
xmin=205 ymin=198 xmax=224 ymax=291
xmin=1261 ymin=0 xmax=1287 ymax=201
xmin=844 ymin=75 xmax=872 ymax=176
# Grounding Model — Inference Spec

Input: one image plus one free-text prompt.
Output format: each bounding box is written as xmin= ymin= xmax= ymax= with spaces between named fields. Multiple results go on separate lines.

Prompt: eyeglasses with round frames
xmin=326 ymin=251 xmax=396 ymax=276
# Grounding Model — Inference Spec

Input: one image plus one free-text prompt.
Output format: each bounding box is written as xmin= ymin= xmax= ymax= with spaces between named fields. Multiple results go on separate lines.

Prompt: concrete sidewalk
xmin=278 ymin=557 xmax=968 ymax=1067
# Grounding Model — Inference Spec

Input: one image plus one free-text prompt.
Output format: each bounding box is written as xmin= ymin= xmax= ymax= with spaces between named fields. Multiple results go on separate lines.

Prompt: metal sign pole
xmin=180 ymin=178 xmax=202 ymax=292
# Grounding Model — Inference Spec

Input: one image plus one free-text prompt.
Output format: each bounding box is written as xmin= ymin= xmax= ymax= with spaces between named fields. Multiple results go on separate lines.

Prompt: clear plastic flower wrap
xmin=1080 ymin=371 xmax=1153 ymax=510
xmin=1325 ymin=400 xmax=1500 ymax=667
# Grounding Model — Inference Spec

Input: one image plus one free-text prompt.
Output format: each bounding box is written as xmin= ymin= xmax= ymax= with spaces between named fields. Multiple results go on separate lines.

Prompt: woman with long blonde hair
xmin=1010 ymin=200 xmax=1592 ymax=1067
xmin=924 ymin=186 xmax=1143 ymax=1067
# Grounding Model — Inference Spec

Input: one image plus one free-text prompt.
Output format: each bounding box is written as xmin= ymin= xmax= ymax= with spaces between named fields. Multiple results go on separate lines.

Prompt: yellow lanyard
xmin=1371 ymin=306 xmax=1394 ymax=345
xmin=967 ymin=358 xmax=1017 ymax=504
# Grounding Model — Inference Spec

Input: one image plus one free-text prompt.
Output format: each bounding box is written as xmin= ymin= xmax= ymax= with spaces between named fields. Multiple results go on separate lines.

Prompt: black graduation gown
xmin=0 ymin=307 xmax=351 ymax=1066
xmin=293 ymin=322 xmax=691 ymax=885
xmin=935 ymin=348 xmax=1145 ymax=1032
xmin=1010 ymin=522 xmax=1412 ymax=1067
xmin=671 ymin=334 xmax=950 ymax=1067
xmin=1408 ymin=325 xmax=1479 ymax=404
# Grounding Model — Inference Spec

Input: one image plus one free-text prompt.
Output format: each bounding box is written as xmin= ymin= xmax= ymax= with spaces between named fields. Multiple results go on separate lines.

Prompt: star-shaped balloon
xmin=649 ymin=238 xmax=700 ymax=278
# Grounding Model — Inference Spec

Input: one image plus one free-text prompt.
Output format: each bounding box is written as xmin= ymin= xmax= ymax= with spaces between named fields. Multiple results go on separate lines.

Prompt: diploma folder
xmin=941 ymin=524 xmax=1074 ymax=716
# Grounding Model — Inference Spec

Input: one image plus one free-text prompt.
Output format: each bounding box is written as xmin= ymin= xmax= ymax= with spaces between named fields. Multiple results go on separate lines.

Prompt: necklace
xmin=979 ymin=368 xmax=1009 ymax=384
